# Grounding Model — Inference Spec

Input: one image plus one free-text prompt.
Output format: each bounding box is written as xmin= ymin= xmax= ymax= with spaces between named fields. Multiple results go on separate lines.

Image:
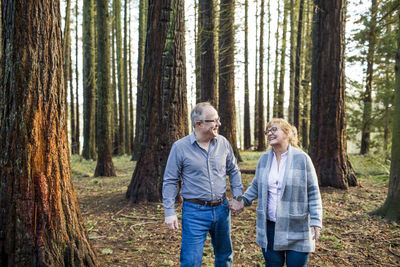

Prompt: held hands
xmin=229 ymin=199 xmax=244 ymax=216
xmin=165 ymin=215 xmax=179 ymax=230
xmin=311 ymin=226 xmax=321 ymax=240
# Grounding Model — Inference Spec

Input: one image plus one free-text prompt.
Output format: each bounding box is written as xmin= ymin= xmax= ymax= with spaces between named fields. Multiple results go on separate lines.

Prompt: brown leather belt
xmin=184 ymin=193 xmax=226 ymax=207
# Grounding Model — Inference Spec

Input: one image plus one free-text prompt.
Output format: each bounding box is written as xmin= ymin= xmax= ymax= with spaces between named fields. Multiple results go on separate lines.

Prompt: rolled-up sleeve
xmin=162 ymin=143 xmax=181 ymax=217
xmin=225 ymin=142 xmax=243 ymax=197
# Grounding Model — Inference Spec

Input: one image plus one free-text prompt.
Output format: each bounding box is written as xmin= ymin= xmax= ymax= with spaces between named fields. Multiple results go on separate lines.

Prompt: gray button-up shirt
xmin=162 ymin=132 xmax=243 ymax=216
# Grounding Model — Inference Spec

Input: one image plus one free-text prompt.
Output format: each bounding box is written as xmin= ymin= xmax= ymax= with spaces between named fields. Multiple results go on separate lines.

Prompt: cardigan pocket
xmin=288 ymin=213 xmax=308 ymax=240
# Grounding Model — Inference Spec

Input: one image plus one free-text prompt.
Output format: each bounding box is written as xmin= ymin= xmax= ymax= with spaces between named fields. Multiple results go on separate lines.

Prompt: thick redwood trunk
xmin=126 ymin=0 xmax=188 ymax=203
xmin=310 ymin=0 xmax=358 ymax=188
xmin=0 ymin=1 xmax=97 ymax=265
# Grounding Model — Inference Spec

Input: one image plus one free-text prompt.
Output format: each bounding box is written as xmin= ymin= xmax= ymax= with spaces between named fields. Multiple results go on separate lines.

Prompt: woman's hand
xmin=311 ymin=226 xmax=321 ymax=240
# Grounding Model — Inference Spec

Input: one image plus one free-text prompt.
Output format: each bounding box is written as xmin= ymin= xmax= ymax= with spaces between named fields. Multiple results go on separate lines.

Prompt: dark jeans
xmin=180 ymin=198 xmax=233 ymax=267
xmin=262 ymin=220 xmax=309 ymax=267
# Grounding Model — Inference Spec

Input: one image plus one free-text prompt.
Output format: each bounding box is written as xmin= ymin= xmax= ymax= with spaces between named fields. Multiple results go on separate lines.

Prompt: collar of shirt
xmin=189 ymin=131 xmax=218 ymax=145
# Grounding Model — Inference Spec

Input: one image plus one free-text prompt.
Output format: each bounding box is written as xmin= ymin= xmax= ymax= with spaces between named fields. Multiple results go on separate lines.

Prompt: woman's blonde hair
xmin=266 ymin=118 xmax=299 ymax=148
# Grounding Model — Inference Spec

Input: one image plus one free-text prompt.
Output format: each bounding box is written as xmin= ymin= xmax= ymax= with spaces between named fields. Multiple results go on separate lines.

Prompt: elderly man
xmin=162 ymin=102 xmax=243 ymax=267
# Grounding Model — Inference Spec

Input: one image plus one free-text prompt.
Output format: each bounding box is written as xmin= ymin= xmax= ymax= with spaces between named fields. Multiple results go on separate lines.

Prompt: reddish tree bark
xmin=310 ymin=0 xmax=358 ymax=188
xmin=0 ymin=1 xmax=97 ymax=265
xmin=126 ymin=0 xmax=188 ymax=202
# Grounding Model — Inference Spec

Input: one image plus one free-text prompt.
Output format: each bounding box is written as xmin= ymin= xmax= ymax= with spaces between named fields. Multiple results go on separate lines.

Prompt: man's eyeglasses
xmin=264 ymin=126 xmax=278 ymax=135
xmin=198 ymin=117 xmax=221 ymax=123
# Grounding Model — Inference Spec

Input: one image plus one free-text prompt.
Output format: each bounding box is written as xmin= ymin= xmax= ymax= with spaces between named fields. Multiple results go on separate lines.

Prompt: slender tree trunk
xmin=243 ymin=0 xmax=251 ymax=150
xmin=112 ymin=6 xmax=119 ymax=155
xmin=132 ymin=0 xmax=147 ymax=160
xmin=218 ymin=0 xmax=242 ymax=161
xmin=114 ymin=0 xmax=126 ymax=155
xmin=266 ymin=0 xmax=271 ymax=123
xmin=126 ymin=0 xmax=188 ymax=202
xmin=70 ymin=45 xmax=77 ymax=154
xmin=257 ymin=0 xmax=266 ymax=151
xmin=310 ymin=0 xmax=357 ymax=188
xmin=124 ymin=0 xmax=130 ymax=154
xmin=195 ymin=1 xmax=202 ymax=103
xmin=288 ymin=0 xmax=296 ymax=124
xmin=277 ymin=0 xmax=288 ymax=118
xmin=273 ymin=0 xmax=281 ymax=117
xmin=199 ymin=0 xmax=218 ymax=105
xmin=95 ymin=0 xmax=116 ymax=177
xmin=360 ymin=0 xmax=377 ymax=155
xmin=82 ymin=0 xmax=97 ymax=160
xmin=0 ymin=1 xmax=97 ymax=265
xmin=75 ymin=0 xmax=80 ymax=155
xmin=254 ymin=0 xmax=259 ymax=149
xmin=128 ymin=2 xmax=134 ymax=153
xmin=293 ymin=0 xmax=305 ymax=131
xmin=373 ymin=12 xmax=400 ymax=221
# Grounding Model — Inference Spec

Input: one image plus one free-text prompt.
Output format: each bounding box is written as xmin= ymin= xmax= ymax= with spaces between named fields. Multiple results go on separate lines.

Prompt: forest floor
xmin=71 ymin=152 xmax=400 ymax=266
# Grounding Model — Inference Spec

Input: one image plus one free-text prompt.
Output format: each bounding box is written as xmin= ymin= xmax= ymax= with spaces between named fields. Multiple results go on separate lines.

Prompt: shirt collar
xmin=189 ymin=131 xmax=218 ymax=145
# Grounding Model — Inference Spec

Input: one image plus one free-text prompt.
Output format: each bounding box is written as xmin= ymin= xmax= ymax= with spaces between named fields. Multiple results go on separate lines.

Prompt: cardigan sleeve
xmin=306 ymin=155 xmax=323 ymax=228
xmin=243 ymin=153 xmax=267 ymax=207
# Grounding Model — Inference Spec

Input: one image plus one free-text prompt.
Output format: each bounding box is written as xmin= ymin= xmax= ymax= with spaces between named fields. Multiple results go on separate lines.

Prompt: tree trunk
xmin=266 ymin=0 xmax=271 ymax=123
xmin=273 ymin=0 xmax=281 ymax=118
xmin=310 ymin=0 xmax=358 ymax=188
xmin=75 ymin=0 xmax=80 ymax=155
xmin=195 ymin=1 xmax=202 ymax=104
xmin=254 ymin=0 xmax=259 ymax=149
xmin=82 ymin=0 xmax=97 ymax=160
xmin=218 ymin=0 xmax=242 ymax=161
xmin=0 ymin=1 xmax=97 ymax=265
xmin=373 ymin=12 xmax=400 ymax=221
xmin=123 ymin=0 xmax=130 ymax=154
xmin=243 ymin=0 xmax=251 ymax=150
xmin=114 ymin=0 xmax=126 ymax=155
xmin=277 ymin=0 xmax=289 ymax=118
xmin=126 ymin=0 xmax=188 ymax=202
xmin=132 ymin=0 xmax=148 ymax=160
xmin=199 ymin=0 xmax=218 ymax=106
xmin=257 ymin=0 xmax=266 ymax=151
xmin=111 ymin=9 xmax=119 ymax=155
xmin=288 ymin=0 xmax=296 ymax=124
xmin=70 ymin=45 xmax=77 ymax=154
xmin=293 ymin=0 xmax=305 ymax=131
xmin=128 ymin=2 xmax=135 ymax=153
xmin=95 ymin=0 xmax=116 ymax=177
xmin=360 ymin=0 xmax=377 ymax=155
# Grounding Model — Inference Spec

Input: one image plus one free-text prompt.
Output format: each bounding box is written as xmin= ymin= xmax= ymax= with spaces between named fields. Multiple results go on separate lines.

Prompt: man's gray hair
xmin=190 ymin=102 xmax=214 ymax=127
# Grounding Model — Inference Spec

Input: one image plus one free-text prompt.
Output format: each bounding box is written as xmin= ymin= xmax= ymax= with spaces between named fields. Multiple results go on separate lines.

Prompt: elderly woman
xmin=232 ymin=118 xmax=322 ymax=267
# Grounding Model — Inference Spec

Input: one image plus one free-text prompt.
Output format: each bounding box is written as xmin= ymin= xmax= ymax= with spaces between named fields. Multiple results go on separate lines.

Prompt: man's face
xmin=198 ymin=107 xmax=221 ymax=140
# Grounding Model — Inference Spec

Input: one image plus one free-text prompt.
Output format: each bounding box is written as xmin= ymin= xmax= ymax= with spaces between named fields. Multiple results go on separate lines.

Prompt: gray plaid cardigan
xmin=243 ymin=145 xmax=323 ymax=253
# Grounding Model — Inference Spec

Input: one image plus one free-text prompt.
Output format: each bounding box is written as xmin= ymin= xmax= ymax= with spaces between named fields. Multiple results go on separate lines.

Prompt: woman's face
xmin=265 ymin=124 xmax=289 ymax=147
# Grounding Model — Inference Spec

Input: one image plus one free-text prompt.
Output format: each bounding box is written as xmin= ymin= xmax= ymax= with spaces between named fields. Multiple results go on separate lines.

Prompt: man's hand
xmin=165 ymin=215 xmax=179 ymax=230
xmin=311 ymin=226 xmax=321 ymax=240
xmin=229 ymin=199 xmax=244 ymax=216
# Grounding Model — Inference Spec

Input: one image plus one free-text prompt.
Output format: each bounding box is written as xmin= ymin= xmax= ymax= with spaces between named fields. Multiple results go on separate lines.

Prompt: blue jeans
xmin=180 ymin=198 xmax=233 ymax=267
xmin=262 ymin=220 xmax=309 ymax=267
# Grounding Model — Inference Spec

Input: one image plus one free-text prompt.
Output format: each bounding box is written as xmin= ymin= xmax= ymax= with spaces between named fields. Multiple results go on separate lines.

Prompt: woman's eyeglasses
xmin=264 ymin=127 xmax=278 ymax=135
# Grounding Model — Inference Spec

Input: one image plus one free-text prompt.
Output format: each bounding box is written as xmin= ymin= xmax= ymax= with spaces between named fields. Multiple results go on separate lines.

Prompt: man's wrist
xmin=233 ymin=195 xmax=244 ymax=201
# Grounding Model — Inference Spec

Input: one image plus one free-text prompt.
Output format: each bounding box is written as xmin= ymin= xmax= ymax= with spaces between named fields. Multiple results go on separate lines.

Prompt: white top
xmin=267 ymin=150 xmax=288 ymax=222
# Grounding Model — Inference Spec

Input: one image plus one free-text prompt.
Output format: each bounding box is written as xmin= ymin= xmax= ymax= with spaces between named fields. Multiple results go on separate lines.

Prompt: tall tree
xmin=243 ymin=0 xmax=251 ymax=150
xmin=276 ymin=0 xmax=289 ymax=118
xmin=95 ymin=0 xmax=116 ymax=176
xmin=128 ymin=2 xmax=134 ymax=152
xmin=82 ymin=0 xmax=97 ymax=160
xmin=69 ymin=45 xmax=77 ymax=154
xmin=114 ymin=0 xmax=126 ymax=154
xmin=199 ymin=0 xmax=218 ymax=105
xmin=273 ymin=0 xmax=281 ymax=117
xmin=373 ymin=10 xmax=400 ymax=221
xmin=123 ymin=0 xmax=130 ymax=154
xmin=74 ymin=0 xmax=80 ymax=154
xmin=254 ymin=0 xmax=259 ymax=149
xmin=132 ymin=0 xmax=148 ymax=160
xmin=288 ymin=0 xmax=296 ymax=124
xmin=310 ymin=0 xmax=358 ymax=188
xmin=293 ymin=0 xmax=305 ymax=131
xmin=0 ymin=1 xmax=97 ymax=265
xmin=203 ymin=0 xmax=218 ymax=104
xmin=195 ymin=1 xmax=202 ymax=103
xmin=219 ymin=0 xmax=242 ymax=161
xmin=126 ymin=0 xmax=188 ymax=202
xmin=257 ymin=0 xmax=266 ymax=151
xmin=111 ymin=6 xmax=119 ymax=155
xmin=266 ymin=0 xmax=271 ymax=122
xmin=360 ymin=0 xmax=378 ymax=155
